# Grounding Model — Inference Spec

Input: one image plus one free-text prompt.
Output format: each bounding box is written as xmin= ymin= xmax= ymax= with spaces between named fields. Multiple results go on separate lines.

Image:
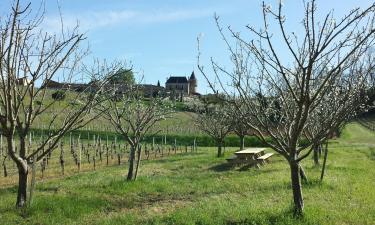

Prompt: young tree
xmin=228 ymin=104 xmax=250 ymax=150
xmin=198 ymin=1 xmax=375 ymax=216
xmin=195 ymin=104 xmax=232 ymax=157
xmin=98 ymin=85 xmax=173 ymax=181
xmin=0 ymin=0 xmax=112 ymax=208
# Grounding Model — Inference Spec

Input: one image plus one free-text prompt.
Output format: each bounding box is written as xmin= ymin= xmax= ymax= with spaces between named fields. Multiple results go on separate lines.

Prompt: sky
xmin=1 ymin=0 xmax=374 ymax=94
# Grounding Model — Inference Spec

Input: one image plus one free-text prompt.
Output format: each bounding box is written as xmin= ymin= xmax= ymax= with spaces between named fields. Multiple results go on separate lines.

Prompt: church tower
xmin=188 ymin=71 xmax=197 ymax=95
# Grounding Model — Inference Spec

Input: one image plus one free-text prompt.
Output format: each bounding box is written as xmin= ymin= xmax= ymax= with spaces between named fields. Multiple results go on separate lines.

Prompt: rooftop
xmin=166 ymin=76 xmax=188 ymax=84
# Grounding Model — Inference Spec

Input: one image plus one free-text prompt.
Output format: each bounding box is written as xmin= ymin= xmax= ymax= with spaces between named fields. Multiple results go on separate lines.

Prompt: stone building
xmin=15 ymin=77 xmax=31 ymax=86
xmin=165 ymin=71 xmax=197 ymax=96
xmin=136 ymin=84 xmax=166 ymax=98
xmin=44 ymin=80 xmax=90 ymax=92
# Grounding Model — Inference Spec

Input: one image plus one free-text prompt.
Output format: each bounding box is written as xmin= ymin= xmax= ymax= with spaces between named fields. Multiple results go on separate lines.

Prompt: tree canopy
xmin=110 ymin=68 xmax=135 ymax=85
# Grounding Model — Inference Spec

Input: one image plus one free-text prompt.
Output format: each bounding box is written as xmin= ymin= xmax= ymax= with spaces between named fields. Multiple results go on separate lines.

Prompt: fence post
xmin=28 ymin=158 xmax=36 ymax=207
xmin=106 ymin=146 xmax=109 ymax=166
xmin=29 ymin=133 xmax=32 ymax=146
xmin=175 ymin=144 xmax=178 ymax=154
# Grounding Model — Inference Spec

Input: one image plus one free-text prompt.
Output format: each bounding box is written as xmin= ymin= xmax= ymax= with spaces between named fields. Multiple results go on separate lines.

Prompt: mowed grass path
xmin=1 ymin=123 xmax=375 ymax=224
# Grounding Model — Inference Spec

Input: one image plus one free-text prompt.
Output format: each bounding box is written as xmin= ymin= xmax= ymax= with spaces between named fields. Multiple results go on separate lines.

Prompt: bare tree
xmin=195 ymin=103 xmax=232 ymax=157
xmin=228 ymin=104 xmax=250 ymax=150
xmin=312 ymin=144 xmax=321 ymax=165
xmin=98 ymin=85 xmax=173 ymax=181
xmin=0 ymin=0 xmax=112 ymax=208
xmin=198 ymin=0 xmax=375 ymax=216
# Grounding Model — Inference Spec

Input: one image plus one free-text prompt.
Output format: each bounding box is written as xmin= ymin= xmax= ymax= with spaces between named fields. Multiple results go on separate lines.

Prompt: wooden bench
xmin=257 ymin=153 xmax=274 ymax=165
xmin=226 ymin=155 xmax=238 ymax=161
xmin=226 ymin=155 xmax=249 ymax=166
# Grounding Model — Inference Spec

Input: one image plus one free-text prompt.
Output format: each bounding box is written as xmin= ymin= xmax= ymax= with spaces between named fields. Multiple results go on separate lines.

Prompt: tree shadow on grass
xmin=208 ymin=163 xmax=236 ymax=172
xmin=302 ymin=178 xmax=336 ymax=190
xmin=0 ymin=185 xmax=17 ymax=195
xmin=209 ymin=162 xmax=281 ymax=173
xmin=237 ymin=164 xmax=259 ymax=171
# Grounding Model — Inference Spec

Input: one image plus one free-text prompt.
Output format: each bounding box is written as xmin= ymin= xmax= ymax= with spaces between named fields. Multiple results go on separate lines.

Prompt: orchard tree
xmin=195 ymin=103 xmax=232 ymax=157
xmin=198 ymin=0 xmax=375 ymax=216
xmin=228 ymin=104 xmax=250 ymax=150
xmin=98 ymin=85 xmax=173 ymax=181
xmin=0 ymin=0 xmax=114 ymax=207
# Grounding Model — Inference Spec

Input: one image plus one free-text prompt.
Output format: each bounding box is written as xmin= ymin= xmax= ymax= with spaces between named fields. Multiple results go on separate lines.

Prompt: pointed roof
xmin=189 ymin=71 xmax=196 ymax=80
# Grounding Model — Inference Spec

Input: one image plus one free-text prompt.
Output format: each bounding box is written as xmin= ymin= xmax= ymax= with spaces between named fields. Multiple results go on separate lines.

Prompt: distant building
xmin=16 ymin=77 xmax=31 ymax=86
xmin=44 ymin=80 xmax=64 ymax=89
xmin=44 ymin=80 xmax=90 ymax=92
xmin=136 ymin=84 xmax=165 ymax=98
xmin=188 ymin=71 xmax=197 ymax=94
xmin=165 ymin=71 xmax=197 ymax=96
xmin=42 ymin=71 xmax=198 ymax=99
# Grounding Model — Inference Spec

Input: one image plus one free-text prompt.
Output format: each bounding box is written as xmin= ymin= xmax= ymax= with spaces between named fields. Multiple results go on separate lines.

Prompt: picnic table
xmin=226 ymin=148 xmax=274 ymax=167
xmin=235 ymin=148 xmax=265 ymax=159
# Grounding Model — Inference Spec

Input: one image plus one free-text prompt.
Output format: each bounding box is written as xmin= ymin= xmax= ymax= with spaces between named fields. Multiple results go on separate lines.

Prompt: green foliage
xmin=51 ymin=90 xmax=66 ymax=101
xmin=168 ymin=101 xmax=191 ymax=112
xmin=199 ymin=93 xmax=226 ymax=105
xmin=110 ymin=68 xmax=135 ymax=85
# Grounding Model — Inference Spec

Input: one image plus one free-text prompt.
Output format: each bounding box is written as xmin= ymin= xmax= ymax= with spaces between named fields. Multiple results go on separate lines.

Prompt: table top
xmin=235 ymin=148 xmax=266 ymax=155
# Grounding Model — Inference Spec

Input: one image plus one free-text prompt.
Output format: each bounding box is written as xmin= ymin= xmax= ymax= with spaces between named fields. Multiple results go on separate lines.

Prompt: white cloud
xmin=43 ymin=8 xmax=213 ymax=33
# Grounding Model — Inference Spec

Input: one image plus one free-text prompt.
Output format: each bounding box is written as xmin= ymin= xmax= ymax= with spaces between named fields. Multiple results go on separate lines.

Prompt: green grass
xmin=30 ymin=89 xmax=200 ymax=136
xmin=339 ymin=122 xmax=375 ymax=144
xmin=1 ymin=123 xmax=375 ymax=224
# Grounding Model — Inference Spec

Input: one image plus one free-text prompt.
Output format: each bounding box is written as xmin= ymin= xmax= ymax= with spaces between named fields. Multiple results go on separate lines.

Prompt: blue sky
xmin=2 ymin=0 xmax=374 ymax=93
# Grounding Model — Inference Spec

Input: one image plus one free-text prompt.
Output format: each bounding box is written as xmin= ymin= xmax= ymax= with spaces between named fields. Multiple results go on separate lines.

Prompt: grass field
xmin=30 ymin=90 xmax=201 ymax=136
xmin=0 ymin=122 xmax=375 ymax=224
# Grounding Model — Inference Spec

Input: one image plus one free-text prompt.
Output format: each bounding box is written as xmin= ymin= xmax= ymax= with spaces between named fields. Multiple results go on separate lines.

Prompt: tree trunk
xmin=10 ymin=136 xmax=29 ymax=208
xmin=313 ymin=145 xmax=320 ymax=166
xmin=3 ymin=163 xmax=7 ymax=177
xmin=217 ymin=141 xmax=223 ymax=157
xmin=320 ymin=142 xmax=329 ymax=182
xmin=290 ymin=161 xmax=304 ymax=216
xmin=127 ymin=146 xmax=136 ymax=181
xmin=16 ymin=166 xmax=28 ymax=208
xmin=134 ymin=145 xmax=142 ymax=180
xmin=2 ymin=157 xmax=7 ymax=177
xmin=239 ymin=135 xmax=245 ymax=150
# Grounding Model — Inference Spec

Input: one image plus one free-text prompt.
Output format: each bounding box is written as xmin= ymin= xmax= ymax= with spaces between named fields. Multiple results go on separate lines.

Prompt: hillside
xmin=29 ymin=90 xmax=200 ymax=136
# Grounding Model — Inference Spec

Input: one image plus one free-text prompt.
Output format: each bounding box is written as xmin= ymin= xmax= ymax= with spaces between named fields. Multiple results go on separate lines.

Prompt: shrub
xmin=52 ymin=90 xmax=66 ymax=101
